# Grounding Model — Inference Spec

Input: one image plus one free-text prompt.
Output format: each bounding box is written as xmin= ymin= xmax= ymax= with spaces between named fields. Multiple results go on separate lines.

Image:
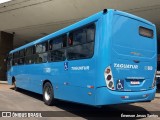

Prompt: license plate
xmin=130 ymin=81 xmax=140 ymax=85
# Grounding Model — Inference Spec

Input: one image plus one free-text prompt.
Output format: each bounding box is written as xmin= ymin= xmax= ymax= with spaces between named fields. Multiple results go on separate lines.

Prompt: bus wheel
xmin=43 ymin=82 xmax=55 ymax=106
xmin=13 ymin=80 xmax=18 ymax=91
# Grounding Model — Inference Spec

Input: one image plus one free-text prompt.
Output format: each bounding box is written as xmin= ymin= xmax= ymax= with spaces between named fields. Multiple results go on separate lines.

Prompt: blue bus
xmin=7 ymin=9 xmax=157 ymax=106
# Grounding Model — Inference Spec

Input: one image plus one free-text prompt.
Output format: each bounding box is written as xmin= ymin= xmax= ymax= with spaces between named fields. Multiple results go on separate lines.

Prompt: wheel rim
xmin=44 ymin=86 xmax=51 ymax=101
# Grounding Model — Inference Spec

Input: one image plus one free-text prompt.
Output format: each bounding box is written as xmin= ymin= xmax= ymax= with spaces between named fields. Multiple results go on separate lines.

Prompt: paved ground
xmin=0 ymin=83 xmax=160 ymax=120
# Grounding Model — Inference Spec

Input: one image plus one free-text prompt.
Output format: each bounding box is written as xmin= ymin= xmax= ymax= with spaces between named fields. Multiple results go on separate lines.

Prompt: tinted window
xmin=18 ymin=58 xmax=25 ymax=65
xmin=139 ymin=26 xmax=153 ymax=38
xmin=26 ymin=46 xmax=35 ymax=56
xmin=69 ymin=28 xmax=86 ymax=46
xmin=35 ymin=42 xmax=48 ymax=63
xmin=35 ymin=53 xmax=48 ymax=63
xmin=13 ymin=59 xmax=19 ymax=66
xmin=19 ymin=50 xmax=25 ymax=57
xmin=49 ymin=35 xmax=67 ymax=50
xmin=67 ymin=43 xmax=94 ymax=60
xmin=48 ymin=34 xmax=67 ymax=62
xmin=86 ymin=25 xmax=95 ymax=42
xmin=25 ymin=46 xmax=35 ymax=64
xmin=49 ymin=50 xmax=65 ymax=62
xmin=13 ymin=52 xmax=19 ymax=59
xmin=67 ymin=24 xmax=95 ymax=60
xmin=25 ymin=56 xmax=35 ymax=64
xmin=36 ymin=42 xmax=48 ymax=53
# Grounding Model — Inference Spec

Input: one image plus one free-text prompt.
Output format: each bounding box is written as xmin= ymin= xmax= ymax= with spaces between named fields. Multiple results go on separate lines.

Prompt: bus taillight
xmin=106 ymin=68 xmax=110 ymax=74
xmin=107 ymin=75 xmax=112 ymax=80
xmin=104 ymin=66 xmax=115 ymax=90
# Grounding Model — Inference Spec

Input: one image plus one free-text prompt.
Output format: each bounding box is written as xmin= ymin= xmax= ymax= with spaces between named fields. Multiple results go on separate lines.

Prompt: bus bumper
xmin=95 ymin=87 xmax=156 ymax=106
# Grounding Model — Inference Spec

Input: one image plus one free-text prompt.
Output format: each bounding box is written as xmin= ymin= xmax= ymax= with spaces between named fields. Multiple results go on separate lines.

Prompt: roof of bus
xmin=114 ymin=10 xmax=154 ymax=26
xmin=10 ymin=9 xmax=155 ymax=54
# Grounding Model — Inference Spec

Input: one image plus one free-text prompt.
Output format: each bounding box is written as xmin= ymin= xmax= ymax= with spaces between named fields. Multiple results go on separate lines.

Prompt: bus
xmin=7 ymin=9 xmax=157 ymax=106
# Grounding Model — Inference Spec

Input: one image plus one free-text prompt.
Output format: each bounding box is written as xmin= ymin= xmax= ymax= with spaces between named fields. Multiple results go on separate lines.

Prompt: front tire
xmin=43 ymin=82 xmax=55 ymax=106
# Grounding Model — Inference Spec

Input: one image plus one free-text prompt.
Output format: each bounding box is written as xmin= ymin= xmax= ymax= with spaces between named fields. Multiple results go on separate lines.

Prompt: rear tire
xmin=43 ymin=82 xmax=55 ymax=106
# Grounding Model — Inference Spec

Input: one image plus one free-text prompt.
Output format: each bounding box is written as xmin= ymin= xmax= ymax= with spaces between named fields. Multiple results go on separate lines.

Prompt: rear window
xmin=139 ymin=26 xmax=153 ymax=38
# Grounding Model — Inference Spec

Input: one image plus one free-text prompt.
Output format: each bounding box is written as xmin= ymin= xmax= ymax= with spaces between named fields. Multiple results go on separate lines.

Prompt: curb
xmin=0 ymin=81 xmax=8 ymax=84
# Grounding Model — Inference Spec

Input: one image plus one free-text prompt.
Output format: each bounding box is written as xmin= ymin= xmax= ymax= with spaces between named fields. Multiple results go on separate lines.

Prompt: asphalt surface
xmin=0 ymin=83 xmax=160 ymax=120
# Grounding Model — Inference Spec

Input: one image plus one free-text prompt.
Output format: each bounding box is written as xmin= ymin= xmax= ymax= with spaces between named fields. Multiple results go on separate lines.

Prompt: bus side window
xmin=69 ymin=28 xmax=86 ymax=46
xmin=63 ymin=35 xmax=67 ymax=47
xmin=25 ymin=56 xmax=35 ymax=64
xmin=35 ymin=42 xmax=48 ymax=63
xmin=49 ymin=34 xmax=66 ymax=62
xmin=36 ymin=42 xmax=48 ymax=53
xmin=18 ymin=58 xmax=25 ymax=65
xmin=67 ymin=23 xmax=95 ymax=60
xmin=86 ymin=25 xmax=95 ymax=42
xmin=13 ymin=51 xmax=19 ymax=66
xmin=13 ymin=59 xmax=18 ymax=66
xmin=18 ymin=49 xmax=25 ymax=65
xmin=68 ymin=33 xmax=73 ymax=46
xmin=26 ymin=46 xmax=34 ymax=56
xmin=25 ymin=46 xmax=35 ymax=64
xmin=13 ymin=51 xmax=19 ymax=59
